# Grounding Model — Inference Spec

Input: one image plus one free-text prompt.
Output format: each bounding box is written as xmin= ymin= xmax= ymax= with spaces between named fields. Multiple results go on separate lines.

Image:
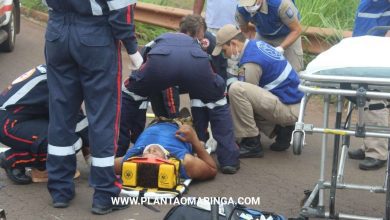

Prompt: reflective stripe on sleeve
xmin=75 ymin=117 xmax=88 ymax=132
xmin=91 ymin=156 xmax=115 ymax=167
xmin=48 ymin=138 xmax=82 ymax=156
xmin=90 ymin=0 xmax=103 ymax=15
xmin=191 ymin=97 xmax=227 ymax=109
xmin=358 ymin=11 xmax=390 ymax=19
xmin=107 ymin=0 xmax=137 ymax=11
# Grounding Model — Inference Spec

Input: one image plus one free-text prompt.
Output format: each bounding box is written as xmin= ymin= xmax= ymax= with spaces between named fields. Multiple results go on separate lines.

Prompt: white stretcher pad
xmin=305 ymin=36 xmax=390 ymax=77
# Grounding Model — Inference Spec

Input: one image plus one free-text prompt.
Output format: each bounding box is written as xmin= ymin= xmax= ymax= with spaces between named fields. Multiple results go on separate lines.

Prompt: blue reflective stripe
xmin=190 ymin=97 xmax=227 ymax=109
xmin=91 ymin=156 xmax=115 ymax=167
xmin=48 ymin=138 xmax=82 ymax=156
xmin=358 ymin=11 xmax=390 ymax=18
xmin=263 ymin=63 xmax=292 ymax=91
xmin=107 ymin=0 xmax=137 ymax=11
xmin=89 ymin=0 xmax=103 ymax=15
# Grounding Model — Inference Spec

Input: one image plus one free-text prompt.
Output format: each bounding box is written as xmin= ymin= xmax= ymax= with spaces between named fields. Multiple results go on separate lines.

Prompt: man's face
xmin=142 ymin=145 xmax=166 ymax=159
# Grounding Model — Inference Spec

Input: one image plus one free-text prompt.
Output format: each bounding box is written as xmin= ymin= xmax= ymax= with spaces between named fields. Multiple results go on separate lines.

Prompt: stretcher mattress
xmin=305 ymin=36 xmax=390 ymax=77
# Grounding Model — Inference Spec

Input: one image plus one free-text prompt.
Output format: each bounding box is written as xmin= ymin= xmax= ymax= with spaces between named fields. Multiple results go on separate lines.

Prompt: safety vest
xmin=123 ymin=122 xmax=192 ymax=179
xmin=237 ymin=0 xmax=299 ymax=39
xmin=353 ymin=0 xmax=390 ymax=37
xmin=239 ymin=40 xmax=303 ymax=104
xmin=0 ymin=65 xmax=48 ymax=110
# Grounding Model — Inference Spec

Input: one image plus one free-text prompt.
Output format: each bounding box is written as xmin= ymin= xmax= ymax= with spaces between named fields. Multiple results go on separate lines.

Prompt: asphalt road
xmin=0 ymin=17 xmax=388 ymax=220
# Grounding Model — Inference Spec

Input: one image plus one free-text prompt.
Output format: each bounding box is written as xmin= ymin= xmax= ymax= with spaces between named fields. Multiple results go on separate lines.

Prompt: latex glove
xmin=275 ymin=46 xmax=284 ymax=54
xmin=128 ymin=51 xmax=143 ymax=70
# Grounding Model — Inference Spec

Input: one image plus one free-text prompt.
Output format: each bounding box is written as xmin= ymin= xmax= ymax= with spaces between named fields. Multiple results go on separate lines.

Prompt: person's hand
xmin=275 ymin=46 xmax=284 ymax=54
xmin=128 ymin=51 xmax=143 ymax=70
xmin=175 ymin=124 xmax=199 ymax=145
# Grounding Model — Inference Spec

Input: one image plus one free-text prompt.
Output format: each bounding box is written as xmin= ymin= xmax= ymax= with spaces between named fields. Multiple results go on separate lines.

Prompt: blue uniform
xmin=239 ymin=40 xmax=303 ymax=104
xmin=122 ymin=33 xmax=239 ymax=168
xmin=0 ymin=65 xmax=88 ymax=170
xmin=123 ymin=122 xmax=192 ymax=179
xmin=237 ymin=0 xmax=300 ymax=40
xmin=44 ymin=0 xmax=138 ymax=206
xmin=353 ymin=0 xmax=390 ymax=37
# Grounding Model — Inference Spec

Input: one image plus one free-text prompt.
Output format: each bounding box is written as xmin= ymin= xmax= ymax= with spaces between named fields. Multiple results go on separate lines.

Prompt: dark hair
xmin=179 ymin=14 xmax=207 ymax=38
xmin=226 ymin=32 xmax=247 ymax=45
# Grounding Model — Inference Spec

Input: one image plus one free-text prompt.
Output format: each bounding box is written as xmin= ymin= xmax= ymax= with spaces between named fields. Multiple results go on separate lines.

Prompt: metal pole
xmin=337 ymin=102 xmax=352 ymax=183
xmin=386 ymin=138 xmax=390 ymax=220
xmin=319 ymin=95 xmax=330 ymax=210
xmin=329 ymin=95 xmax=343 ymax=218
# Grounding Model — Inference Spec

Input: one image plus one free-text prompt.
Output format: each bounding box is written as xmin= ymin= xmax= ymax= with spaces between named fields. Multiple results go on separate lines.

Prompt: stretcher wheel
xmin=292 ymin=131 xmax=304 ymax=155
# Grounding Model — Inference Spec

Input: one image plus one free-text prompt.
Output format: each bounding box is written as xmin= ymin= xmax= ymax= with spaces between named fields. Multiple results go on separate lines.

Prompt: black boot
xmin=270 ymin=125 xmax=294 ymax=152
xmin=359 ymin=157 xmax=386 ymax=170
xmin=0 ymin=152 xmax=32 ymax=184
xmin=239 ymin=135 xmax=264 ymax=158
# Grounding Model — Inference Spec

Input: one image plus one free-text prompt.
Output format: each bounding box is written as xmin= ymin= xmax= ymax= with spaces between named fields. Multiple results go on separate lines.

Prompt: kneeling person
xmin=115 ymin=121 xmax=217 ymax=181
xmin=212 ymin=25 xmax=303 ymax=158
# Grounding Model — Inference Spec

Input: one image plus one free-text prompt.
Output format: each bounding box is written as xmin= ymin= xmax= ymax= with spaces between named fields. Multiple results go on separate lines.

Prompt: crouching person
xmin=0 ymin=65 xmax=89 ymax=184
xmin=115 ymin=120 xmax=217 ymax=181
xmin=212 ymin=25 xmax=303 ymax=158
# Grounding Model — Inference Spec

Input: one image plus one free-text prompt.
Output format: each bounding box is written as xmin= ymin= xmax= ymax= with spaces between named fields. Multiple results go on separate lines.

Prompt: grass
xmin=20 ymin=0 xmax=360 ymax=52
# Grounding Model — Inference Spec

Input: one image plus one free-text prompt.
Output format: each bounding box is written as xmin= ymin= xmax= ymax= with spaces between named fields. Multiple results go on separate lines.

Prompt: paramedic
xmin=348 ymin=0 xmax=390 ymax=170
xmin=0 ymin=65 xmax=89 ymax=184
xmin=44 ymin=0 xmax=141 ymax=214
xmin=235 ymin=0 xmax=304 ymax=71
xmin=212 ymin=24 xmax=303 ymax=158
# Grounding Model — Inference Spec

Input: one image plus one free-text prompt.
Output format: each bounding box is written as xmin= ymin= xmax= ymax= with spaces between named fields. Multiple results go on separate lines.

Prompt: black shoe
xmin=220 ymin=163 xmax=240 ymax=174
xmin=0 ymin=152 xmax=32 ymax=184
xmin=348 ymin=149 xmax=365 ymax=160
xmin=91 ymin=202 xmax=130 ymax=215
xmin=359 ymin=157 xmax=386 ymax=170
xmin=239 ymin=135 xmax=264 ymax=158
xmin=270 ymin=125 xmax=294 ymax=152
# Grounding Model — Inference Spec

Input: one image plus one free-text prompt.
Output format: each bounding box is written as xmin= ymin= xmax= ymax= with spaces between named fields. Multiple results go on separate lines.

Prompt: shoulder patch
xmin=256 ymin=41 xmax=285 ymax=61
xmin=285 ymin=7 xmax=294 ymax=19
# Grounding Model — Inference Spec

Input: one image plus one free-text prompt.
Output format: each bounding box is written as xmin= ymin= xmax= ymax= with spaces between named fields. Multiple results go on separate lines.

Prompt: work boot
xmin=348 ymin=148 xmax=365 ymax=160
xmin=92 ymin=202 xmax=130 ymax=215
xmin=0 ymin=152 xmax=32 ymax=184
xmin=270 ymin=125 xmax=294 ymax=152
xmin=359 ymin=157 xmax=386 ymax=170
xmin=239 ymin=135 xmax=264 ymax=158
xmin=220 ymin=162 xmax=240 ymax=174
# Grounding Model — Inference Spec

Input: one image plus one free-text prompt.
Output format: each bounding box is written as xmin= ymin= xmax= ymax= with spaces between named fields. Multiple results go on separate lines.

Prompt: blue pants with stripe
xmin=45 ymin=12 xmax=121 ymax=205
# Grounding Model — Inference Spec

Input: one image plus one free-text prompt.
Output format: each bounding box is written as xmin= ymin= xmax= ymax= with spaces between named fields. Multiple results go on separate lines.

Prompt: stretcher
xmin=292 ymin=36 xmax=390 ymax=220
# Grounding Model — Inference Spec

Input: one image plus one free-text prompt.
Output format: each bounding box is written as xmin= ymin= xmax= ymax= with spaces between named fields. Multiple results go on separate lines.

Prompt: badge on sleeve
xmin=285 ymin=7 xmax=294 ymax=19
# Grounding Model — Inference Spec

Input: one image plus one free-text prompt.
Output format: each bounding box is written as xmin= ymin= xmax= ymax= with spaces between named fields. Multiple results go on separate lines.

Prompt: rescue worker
xmin=0 ymin=65 xmax=89 ymax=184
xmin=348 ymin=0 xmax=390 ymax=170
xmin=235 ymin=0 xmax=304 ymax=72
xmin=115 ymin=120 xmax=217 ymax=181
xmin=43 ymin=0 xmax=141 ymax=214
xmin=212 ymin=24 xmax=303 ymax=158
xmin=120 ymin=30 xmax=240 ymax=174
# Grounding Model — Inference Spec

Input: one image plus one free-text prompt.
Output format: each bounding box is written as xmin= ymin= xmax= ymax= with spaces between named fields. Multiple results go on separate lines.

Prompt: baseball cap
xmin=239 ymin=0 xmax=257 ymax=7
xmin=212 ymin=24 xmax=242 ymax=56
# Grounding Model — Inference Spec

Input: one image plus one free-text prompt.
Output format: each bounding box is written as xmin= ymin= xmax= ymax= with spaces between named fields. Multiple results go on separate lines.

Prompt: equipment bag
xmin=163 ymin=203 xmax=285 ymax=220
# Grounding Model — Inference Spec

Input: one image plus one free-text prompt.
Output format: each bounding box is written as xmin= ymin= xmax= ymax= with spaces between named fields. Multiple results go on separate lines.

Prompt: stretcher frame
xmin=292 ymin=72 xmax=390 ymax=220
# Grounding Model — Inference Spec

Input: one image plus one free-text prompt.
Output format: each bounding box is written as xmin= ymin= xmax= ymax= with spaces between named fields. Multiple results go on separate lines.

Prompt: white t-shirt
xmin=205 ymin=0 xmax=237 ymax=29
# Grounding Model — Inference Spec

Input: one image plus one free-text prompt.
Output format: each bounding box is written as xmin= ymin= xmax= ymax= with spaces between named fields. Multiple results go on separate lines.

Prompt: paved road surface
xmin=0 ymin=17 xmax=387 ymax=220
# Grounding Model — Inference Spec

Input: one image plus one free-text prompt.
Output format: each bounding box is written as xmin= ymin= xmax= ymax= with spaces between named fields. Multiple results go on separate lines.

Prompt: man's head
xmin=212 ymin=24 xmax=247 ymax=59
xmin=142 ymin=144 xmax=169 ymax=159
xmin=239 ymin=0 xmax=263 ymax=14
xmin=179 ymin=14 xmax=207 ymax=42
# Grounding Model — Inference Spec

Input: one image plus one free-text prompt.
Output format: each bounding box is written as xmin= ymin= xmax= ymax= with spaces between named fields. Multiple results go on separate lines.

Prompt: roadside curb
xmin=21 ymin=7 xmax=48 ymax=23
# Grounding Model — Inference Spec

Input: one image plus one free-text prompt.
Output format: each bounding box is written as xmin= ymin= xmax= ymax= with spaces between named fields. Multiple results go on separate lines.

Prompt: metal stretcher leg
xmin=337 ymin=102 xmax=353 ymax=183
xmin=329 ymin=95 xmax=343 ymax=218
xmin=386 ymin=138 xmax=390 ymax=220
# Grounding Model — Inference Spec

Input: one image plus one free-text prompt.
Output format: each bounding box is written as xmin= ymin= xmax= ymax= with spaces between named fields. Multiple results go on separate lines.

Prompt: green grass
xmin=20 ymin=0 xmax=47 ymax=12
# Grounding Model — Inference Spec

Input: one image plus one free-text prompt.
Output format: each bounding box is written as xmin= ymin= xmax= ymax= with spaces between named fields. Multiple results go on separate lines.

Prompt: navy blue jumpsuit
xmin=0 ymin=65 xmax=88 ymax=171
xmin=121 ymin=33 xmax=240 ymax=168
xmin=44 ymin=0 xmax=138 ymax=205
